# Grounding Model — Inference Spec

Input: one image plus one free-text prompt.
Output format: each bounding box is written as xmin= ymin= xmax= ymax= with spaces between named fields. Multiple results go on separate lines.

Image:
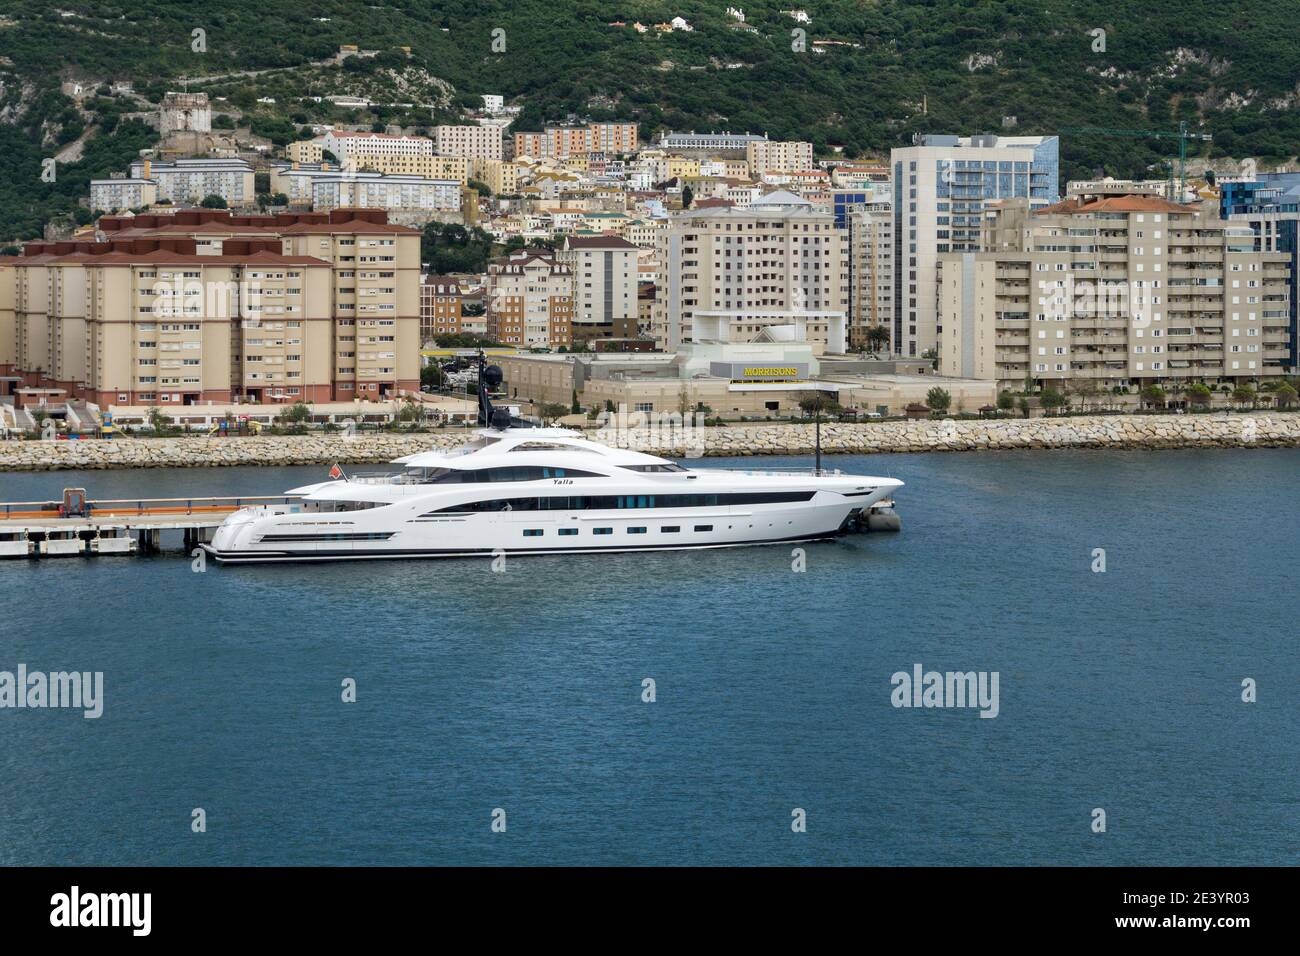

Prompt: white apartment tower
xmin=889 ymin=133 xmax=1060 ymax=358
xmin=654 ymin=191 xmax=848 ymax=353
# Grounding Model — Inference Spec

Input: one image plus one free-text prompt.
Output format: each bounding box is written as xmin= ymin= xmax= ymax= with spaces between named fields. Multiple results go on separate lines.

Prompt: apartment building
xmin=890 ymin=133 xmax=1060 ymax=358
xmin=937 ymin=191 xmax=1291 ymax=391
xmin=2 ymin=209 xmax=421 ymax=406
xmin=287 ymin=140 xmax=324 ymax=164
xmin=320 ymin=130 xmax=433 ymax=162
xmin=11 ymin=238 xmax=334 ymax=405
xmin=420 ymin=275 xmax=464 ymax=341
xmin=746 ymin=140 xmax=814 ymax=177
xmin=654 ymin=131 xmax=768 ymax=153
xmin=311 ymin=173 xmax=461 ymax=213
xmin=277 ymin=211 xmax=422 ymax=400
xmin=1221 ymin=171 xmax=1300 ymax=369
xmin=846 ymin=202 xmax=895 ymax=351
xmin=556 ymin=235 xmax=639 ymax=342
xmin=89 ymin=178 xmax=158 ymax=213
xmin=126 ymin=158 xmax=256 ymax=206
xmin=653 ymin=190 xmax=848 ymax=352
xmin=512 ymin=123 xmax=639 ymax=159
xmin=469 ymin=158 xmax=520 ymax=196
xmin=350 ymin=152 xmax=468 ymax=184
xmin=434 ymin=124 xmax=503 ymax=160
xmin=485 ymin=249 xmax=573 ymax=347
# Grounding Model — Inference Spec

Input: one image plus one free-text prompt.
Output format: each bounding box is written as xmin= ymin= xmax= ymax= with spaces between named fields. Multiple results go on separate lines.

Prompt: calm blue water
xmin=0 ymin=448 xmax=1296 ymax=866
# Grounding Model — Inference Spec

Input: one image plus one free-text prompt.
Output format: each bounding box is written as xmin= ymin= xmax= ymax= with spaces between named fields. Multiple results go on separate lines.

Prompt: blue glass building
xmin=1221 ymin=173 xmax=1300 ymax=369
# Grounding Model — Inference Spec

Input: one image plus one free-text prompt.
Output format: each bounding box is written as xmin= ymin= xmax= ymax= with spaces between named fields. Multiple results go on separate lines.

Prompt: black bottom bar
xmin=0 ymin=866 xmax=1283 ymax=940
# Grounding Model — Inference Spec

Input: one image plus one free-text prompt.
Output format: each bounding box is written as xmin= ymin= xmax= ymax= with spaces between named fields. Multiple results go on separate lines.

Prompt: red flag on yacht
xmin=329 ymin=463 xmax=345 ymax=480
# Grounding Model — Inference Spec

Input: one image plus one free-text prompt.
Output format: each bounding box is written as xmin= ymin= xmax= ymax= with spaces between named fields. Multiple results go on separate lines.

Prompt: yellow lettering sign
xmin=742 ymin=367 xmax=798 ymax=377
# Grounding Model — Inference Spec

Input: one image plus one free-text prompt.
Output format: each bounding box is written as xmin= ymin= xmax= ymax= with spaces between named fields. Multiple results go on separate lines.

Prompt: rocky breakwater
xmin=1 ymin=413 xmax=1298 ymax=472
xmin=0 ymin=433 xmax=472 ymax=472
xmin=595 ymin=412 xmax=1300 ymax=456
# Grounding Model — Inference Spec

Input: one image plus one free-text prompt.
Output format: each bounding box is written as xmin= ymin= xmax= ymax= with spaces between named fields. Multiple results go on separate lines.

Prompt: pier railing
xmin=0 ymin=495 xmax=299 ymax=521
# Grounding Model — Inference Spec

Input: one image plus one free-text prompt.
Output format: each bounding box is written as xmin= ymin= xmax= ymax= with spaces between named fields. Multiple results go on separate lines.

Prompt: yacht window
xmin=694 ymin=524 xmax=713 ymax=532
xmin=510 ymin=442 xmax=598 ymax=453
xmin=623 ymin=463 xmax=688 ymax=473
xmin=423 ymin=491 xmax=814 ymax=516
xmin=593 ymin=527 xmax=613 ymax=535
xmin=558 ymin=528 xmax=578 ymax=536
xmin=306 ymin=500 xmax=384 ymax=513
xmin=628 ymin=527 xmax=647 ymax=534
xmin=409 ymin=465 xmax=603 ymax=483
xmin=662 ymin=526 xmax=680 ymax=533
xmin=522 ymin=529 xmax=544 ymax=537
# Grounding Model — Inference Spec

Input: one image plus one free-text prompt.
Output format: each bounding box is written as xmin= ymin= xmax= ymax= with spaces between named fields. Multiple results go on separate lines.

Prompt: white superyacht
xmin=202 ymin=361 xmax=902 ymax=563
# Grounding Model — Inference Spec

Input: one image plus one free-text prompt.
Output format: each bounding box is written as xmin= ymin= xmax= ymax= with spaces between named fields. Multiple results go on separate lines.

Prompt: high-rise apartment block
xmin=653 ymin=191 xmax=848 ymax=352
xmin=556 ymin=236 xmax=640 ymax=342
xmin=889 ymin=133 xmax=1060 ymax=358
xmin=0 ymin=209 xmax=421 ymax=406
xmin=846 ymin=202 xmax=895 ymax=350
xmin=1221 ymin=171 xmax=1300 ymax=368
xmin=937 ymin=190 xmax=1291 ymax=391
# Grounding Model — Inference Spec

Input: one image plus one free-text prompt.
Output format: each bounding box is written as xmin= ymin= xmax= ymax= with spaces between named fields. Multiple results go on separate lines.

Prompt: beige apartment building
xmin=556 ymin=236 xmax=640 ymax=342
xmin=485 ymin=249 xmax=574 ymax=347
xmin=746 ymin=140 xmax=814 ymax=177
xmin=350 ymin=152 xmax=469 ymax=184
xmin=847 ymin=202 xmax=894 ymax=351
xmin=469 ymin=158 xmax=520 ymax=195
xmin=653 ymin=191 xmax=849 ymax=352
xmin=287 ymin=140 xmax=324 ymax=164
xmin=434 ymin=124 xmax=503 ymax=161
xmin=1 ymin=209 xmax=421 ymax=406
xmin=938 ymin=192 xmax=1292 ymax=391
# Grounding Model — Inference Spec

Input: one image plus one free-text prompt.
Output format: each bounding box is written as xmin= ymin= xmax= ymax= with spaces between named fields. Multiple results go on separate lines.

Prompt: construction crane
xmin=1060 ymin=121 xmax=1213 ymax=202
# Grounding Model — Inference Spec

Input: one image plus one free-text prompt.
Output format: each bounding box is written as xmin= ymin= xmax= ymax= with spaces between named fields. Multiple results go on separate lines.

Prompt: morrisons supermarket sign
xmin=710 ymin=362 xmax=810 ymax=382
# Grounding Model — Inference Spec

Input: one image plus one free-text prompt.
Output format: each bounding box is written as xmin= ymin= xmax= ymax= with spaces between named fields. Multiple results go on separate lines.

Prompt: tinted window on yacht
xmin=623 ymin=463 xmax=688 ymax=473
xmin=412 ymin=466 xmax=604 ymax=483
xmin=424 ymin=491 xmax=815 ymax=516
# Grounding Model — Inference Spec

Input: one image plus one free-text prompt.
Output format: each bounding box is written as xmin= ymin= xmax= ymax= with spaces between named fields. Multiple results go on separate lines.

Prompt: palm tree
xmin=865 ymin=325 xmax=890 ymax=355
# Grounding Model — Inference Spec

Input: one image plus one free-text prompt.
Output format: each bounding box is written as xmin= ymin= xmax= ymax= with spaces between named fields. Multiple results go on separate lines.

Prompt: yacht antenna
xmin=476 ymin=350 xmax=535 ymax=429
xmin=814 ymin=403 xmax=822 ymax=476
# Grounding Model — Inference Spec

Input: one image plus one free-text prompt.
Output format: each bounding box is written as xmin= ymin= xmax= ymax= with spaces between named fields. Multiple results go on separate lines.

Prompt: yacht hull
xmin=201 ymin=493 xmax=886 ymax=564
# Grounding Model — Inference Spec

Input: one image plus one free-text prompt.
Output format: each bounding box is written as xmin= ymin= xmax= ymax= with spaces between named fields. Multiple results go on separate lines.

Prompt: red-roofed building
xmin=0 ymin=209 xmax=421 ymax=407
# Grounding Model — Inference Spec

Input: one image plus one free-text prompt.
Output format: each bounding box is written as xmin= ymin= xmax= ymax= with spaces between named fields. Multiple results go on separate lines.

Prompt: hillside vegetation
xmin=2 ymin=1 xmax=1300 ymax=238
